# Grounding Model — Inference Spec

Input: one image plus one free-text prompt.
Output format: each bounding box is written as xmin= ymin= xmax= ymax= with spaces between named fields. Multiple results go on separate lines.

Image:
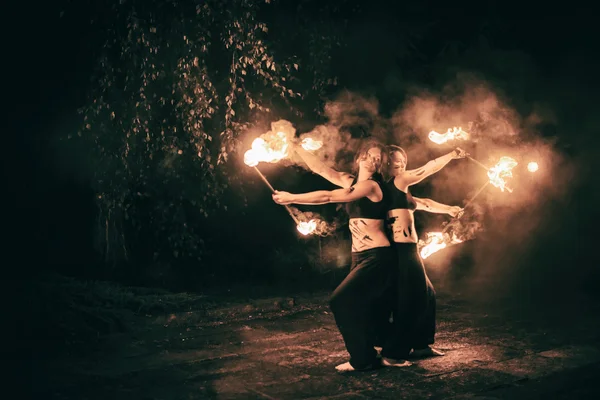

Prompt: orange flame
xmin=297 ymin=219 xmax=318 ymax=235
xmin=527 ymin=161 xmax=539 ymax=172
xmin=428 ymin=127 xmax=470 ymax=145
xmin=243 ymin=131 xmax=290 ymax=167
xmin=487 ymin=156 xmax=518 ymax=192
xmin=301 ymin=137 xmax=323 ymax=151
xmin=419 ymin=231 xmax=464 ymax=259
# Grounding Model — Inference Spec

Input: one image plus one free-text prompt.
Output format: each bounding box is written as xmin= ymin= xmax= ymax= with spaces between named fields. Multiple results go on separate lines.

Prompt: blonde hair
xmin=387 ymin=145 xmax=407 ymax=161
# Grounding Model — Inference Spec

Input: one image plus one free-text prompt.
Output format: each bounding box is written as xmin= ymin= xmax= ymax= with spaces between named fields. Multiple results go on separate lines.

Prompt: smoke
xmin=289 ymin=206 xmax=337 ymax=237
xmin=323 ymin=91 xmax=389 ymax=140
xmin=389 ymin=75 xmax=578 ymax=300
xmin=443 ymin=203 xmax=486 ymax=243
xmin=296 ymin=91 xmax=390 ymax=172
xmin=390 ymin=75 xmax=552 ymax=162
xmin=297 ymin=124 xmax=354 ymax=170
xmin=244 ymin=93 xmax=390 ymax=173
xmin=249 ymin=74 xmax=578 ymax=301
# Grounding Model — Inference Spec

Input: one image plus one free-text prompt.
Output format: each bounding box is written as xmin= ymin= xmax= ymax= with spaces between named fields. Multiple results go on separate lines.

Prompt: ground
xmin=30 ymin=282 xmax=600 ymax=400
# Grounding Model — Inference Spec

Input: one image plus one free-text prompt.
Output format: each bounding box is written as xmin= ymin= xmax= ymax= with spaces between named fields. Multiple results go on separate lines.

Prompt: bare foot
xmin=410 ymin=347 xmax=445 ymax=358
xmin=335 ymin=361 xmax=355 ymax=372
xmin=381 ymin=357 xmax=412 ymax=367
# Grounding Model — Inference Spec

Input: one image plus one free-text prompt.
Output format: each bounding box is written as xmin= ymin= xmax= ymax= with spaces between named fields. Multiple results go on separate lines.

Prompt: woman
xmin=273 ymin=140 xmax=398 ymax=372
xmin=379 ymin=145 xmax=466 ymax=366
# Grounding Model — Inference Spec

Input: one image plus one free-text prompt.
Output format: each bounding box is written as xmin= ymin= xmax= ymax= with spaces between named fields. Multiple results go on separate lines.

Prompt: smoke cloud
xmin=244 ymin=72 xmax=577 ymax=300
xmin=296 ymin=91 xmax=390 ymax=172
xmin=388 ymin=75 xmax=577 ymax=299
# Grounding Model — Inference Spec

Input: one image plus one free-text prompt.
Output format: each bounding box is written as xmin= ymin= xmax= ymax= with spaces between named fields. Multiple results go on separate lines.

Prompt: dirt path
xmin=35 ymin=291 xmax=600 ymax=399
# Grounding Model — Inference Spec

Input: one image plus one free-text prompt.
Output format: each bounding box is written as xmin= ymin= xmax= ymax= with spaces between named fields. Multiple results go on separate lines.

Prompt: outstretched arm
xmin=414 ymin=197 xmax=463 ymax=217
xmin=294 ymin=146 xmax=354 ymax=188
xmin=272 ymin=180 xmax=377 ymax=205
xmin=397 ymin=148 xmax=467 ymax=187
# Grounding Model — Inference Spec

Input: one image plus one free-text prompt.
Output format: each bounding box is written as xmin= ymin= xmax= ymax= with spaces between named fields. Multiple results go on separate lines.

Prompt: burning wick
xmin=301 ymin=137 xmax=323 ymax=151
xmin=251 ymin=166 xmax=317 ymax=235
xmin=428 ymin=127 xmax=469 ymax=145
xmin=243 ymin=132 xmax=290 ymax=167
xmin=419 ymin=156 xmax=518 ymax=259
xmin=297 ymin=219 xmax=317 ymax=235
xmin=420 ymin=232 xmax=464 ymax=260
xmin=527 ymin=161 xmax=539 ymax=172
xmin=464 ymin=156 xmax=517 ymax=193
xmin=487 ymin=157 xmax=518 ymax=192
xmin=420 ymin=180 xmax=490 ymax=259
xmin=243 ymin=138 xmax=318 ymax=236
xmin=426 ymin=129 xmax=517 ymax=192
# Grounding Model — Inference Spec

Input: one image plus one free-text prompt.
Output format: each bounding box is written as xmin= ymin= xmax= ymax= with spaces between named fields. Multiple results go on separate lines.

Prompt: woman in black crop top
xmin=273 ymin=141 xmax=391 ymax=253
xmin=376 ymin=145 xmax=466 ymax=365
xmin=273 ymin=140 xmax=400 ymax=372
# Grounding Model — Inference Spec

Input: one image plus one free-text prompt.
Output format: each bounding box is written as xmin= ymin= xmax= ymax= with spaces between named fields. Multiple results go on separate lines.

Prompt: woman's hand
xmin=272 ymin=190 xmax=295 ymax=205
xmin=449 ymin=206 xmax=464 ymax=218
xmin=453 ymin=147 xmax=468 ymax=159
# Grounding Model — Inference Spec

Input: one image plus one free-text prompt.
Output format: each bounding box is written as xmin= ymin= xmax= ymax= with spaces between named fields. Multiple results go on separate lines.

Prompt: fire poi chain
xmin=243 ymin=130 xmax=324 ymax=236
xmin=418 ymin=126 xmax=535 ymax=259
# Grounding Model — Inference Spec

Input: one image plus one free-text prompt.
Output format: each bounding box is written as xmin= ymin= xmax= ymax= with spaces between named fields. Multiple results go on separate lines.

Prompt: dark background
xmin=7 ymin=2 xmax=600 ymax=331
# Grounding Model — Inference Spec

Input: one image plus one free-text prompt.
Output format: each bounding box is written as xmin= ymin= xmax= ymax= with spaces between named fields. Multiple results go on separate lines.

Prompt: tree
xmin=72 ymin=0 xmax=340 ymax=273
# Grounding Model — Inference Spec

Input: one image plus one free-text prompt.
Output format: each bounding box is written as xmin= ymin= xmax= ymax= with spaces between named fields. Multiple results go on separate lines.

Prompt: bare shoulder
xmin=339 ymin=173 xmax=356 ymax=188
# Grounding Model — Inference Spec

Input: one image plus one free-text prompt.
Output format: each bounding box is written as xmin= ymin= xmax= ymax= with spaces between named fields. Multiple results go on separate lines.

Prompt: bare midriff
xmin=348 ymin=218 xmax=391 ymax=253
xmin=387 ymin=209 xmax=418 ymax=243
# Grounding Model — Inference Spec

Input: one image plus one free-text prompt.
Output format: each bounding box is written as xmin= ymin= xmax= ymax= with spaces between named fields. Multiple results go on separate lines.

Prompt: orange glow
xmin=301 ymin=137 xmax=323 ymax=151
xmin=487 ymin=156 xmax=518 ymax=192
xmin=243 ymin=131 xmax=290 ymax=167
xmin=419 ymin=231 xmax=464 ymax=259
xmin=428 ymin=127 xmax=469 ymax=145
xmin=297 ymin=219 xmax=318 ymax=235
xmin=527 ymin=161 xmax=539 ymax=172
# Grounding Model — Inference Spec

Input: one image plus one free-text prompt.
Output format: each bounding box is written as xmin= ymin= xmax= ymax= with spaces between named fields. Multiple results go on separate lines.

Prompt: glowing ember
xmin=297 ymin=219 xmax=317 ymax=235
xmin=487 ymin=156 xmax=518 ymax=192
xmin=243 ymin=131 xmax=290 ymax=167
xmin=301 ymin=137 xmax=323 ymax=151
xmin=419 ymin=231 xmax=464 ymax=259
xmin=527 ymin=161 xmax=539 ymax=172
xmin=428 ymin=127 xmax=470 ymax=145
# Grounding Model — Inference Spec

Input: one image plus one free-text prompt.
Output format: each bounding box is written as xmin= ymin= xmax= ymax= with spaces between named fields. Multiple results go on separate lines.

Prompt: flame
xmin=301 ymin=137 xmax=323 ymax=151
xmin=419 ymin=231 xmax=464 ymax=260
xmin=297 ymin=219 xmax=317 ymax=235
xmin=243 ymin=131 xmax=290 ymax=167
xmin=428 ymin=127 xmax=470 ymax=145
xmin=527 ymin=161 xmax=539 ymax=172
xmin=487 ymin=156 xmax=518 ymax=192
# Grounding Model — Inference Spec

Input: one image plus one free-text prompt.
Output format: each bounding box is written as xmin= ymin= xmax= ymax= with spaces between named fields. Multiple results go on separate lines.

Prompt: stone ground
xmin=33 ymin=289 xmax=600 ymax=400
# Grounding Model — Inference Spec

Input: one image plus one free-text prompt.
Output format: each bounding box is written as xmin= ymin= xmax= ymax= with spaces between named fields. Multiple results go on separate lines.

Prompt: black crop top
xmin=386 ymin=179 xmax=417 ymax=210
xmin=345 ymin=178 xmax=387 ymax=219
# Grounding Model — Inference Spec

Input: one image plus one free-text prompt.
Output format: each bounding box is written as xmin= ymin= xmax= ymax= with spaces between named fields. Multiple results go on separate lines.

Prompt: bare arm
xmin=294 ymin=146 xmax=354 ymax=188
xmin=272 ymin=180 xmax=377 ymax=205
xmin=414 ymin=197 xmax=462 ymax=217
xmin=397 ymin=148 xmax=466 ymax=187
